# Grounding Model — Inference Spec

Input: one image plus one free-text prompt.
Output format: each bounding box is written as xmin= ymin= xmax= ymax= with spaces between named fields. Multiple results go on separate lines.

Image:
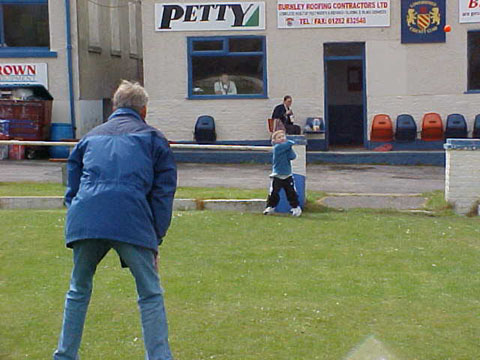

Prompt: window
xmin=110 ymin=0 xmax=121 ymax=56
xmin=88 ymin=1 xmax=101 ymax=52
xmin=324 ymin=43 xmax=364 ymax=57
xmin=0 ymin=0 xmax=55 ymax=57
xmin=188 ymin=36 xmax=267 ymax=99
xmin=128 ymin=1 xmax=138 ymax=57
xmin=468 ymin=31 xmax=480 ymax=91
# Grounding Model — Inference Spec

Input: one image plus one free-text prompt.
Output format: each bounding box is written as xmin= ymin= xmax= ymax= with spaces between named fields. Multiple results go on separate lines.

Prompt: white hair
xmin=113 ymin=80 xmax=149 ymax=113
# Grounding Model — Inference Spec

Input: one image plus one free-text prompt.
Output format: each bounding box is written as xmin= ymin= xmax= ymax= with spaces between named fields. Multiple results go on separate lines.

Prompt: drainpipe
xmin=64 ymin=0 xmax=76 ymax=138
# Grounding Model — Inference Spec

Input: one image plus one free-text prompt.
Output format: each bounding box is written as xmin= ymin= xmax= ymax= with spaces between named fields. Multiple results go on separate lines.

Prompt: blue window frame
xmin=188 ymin=36 xmax=267 ymax=99
xmin=0 ymin=0 xmax=56 ymax=58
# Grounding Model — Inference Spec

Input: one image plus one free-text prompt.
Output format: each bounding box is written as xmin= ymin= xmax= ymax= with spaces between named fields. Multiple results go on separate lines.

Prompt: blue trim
xmin=464 ymin=90 xmax=480 ymax=94
xmin=65 ymin=0 xmax=76 ymax=137
xmin=191 ymin=51 xmax=264 ymax=57
xmin=0 ymin=0 xmax=47 ymax=3
xmin=323 ymin=56 xmax=329 ymax=151
xmin=444 ymin=138 xmax=480 ymax=150
xmin=362 ymin=46 xmax=368 ymax=148
xmin=0 ymin=6 xmax=4 ymax=46
xmin=189 ymin=94 xmax=268 ymax=100
xmin=324 ymin=55 xmax=364 ymax=61
xmin=0 ymin=48 xmax=57 ymax=57
xmin=173 ymin=139 xmax=271 ymax=146
xmin=187 ymin=35 xmax=268 ymax=99
xmin=172 ymin=150 xmax=445 ymax=166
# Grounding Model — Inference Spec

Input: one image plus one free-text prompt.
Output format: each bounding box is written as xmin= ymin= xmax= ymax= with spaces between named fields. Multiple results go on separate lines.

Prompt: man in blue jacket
xmin=53 ymin=80 xmax=177 ymax=360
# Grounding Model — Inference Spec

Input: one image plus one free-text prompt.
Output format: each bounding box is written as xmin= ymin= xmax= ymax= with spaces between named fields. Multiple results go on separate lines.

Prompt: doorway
xmin=324 ymin=43 xmax=366 ymax=149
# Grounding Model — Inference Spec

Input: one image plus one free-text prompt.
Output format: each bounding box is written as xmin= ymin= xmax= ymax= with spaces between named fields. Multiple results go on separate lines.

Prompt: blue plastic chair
xmin=473 ymin=115 xmax=480 ymax=139
xmin=445 ymin=114 xmax=468 ymax=140
xmin=395 ymin=114 xmax=417 ymax=142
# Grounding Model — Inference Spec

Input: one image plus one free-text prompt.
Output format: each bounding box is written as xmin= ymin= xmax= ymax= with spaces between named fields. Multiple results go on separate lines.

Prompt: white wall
xmin=142 ymin=1 xmax=480 ymax=142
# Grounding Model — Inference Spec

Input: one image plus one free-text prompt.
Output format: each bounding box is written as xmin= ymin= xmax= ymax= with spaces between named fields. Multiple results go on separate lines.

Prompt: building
xmin=142 ymin=0 xmax=480 ymax=151
xmin=0 ymin=0 xmax=143 ymax=138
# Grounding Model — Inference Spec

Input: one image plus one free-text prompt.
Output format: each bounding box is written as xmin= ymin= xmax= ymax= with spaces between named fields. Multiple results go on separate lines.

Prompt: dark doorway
xmin=324 ymin=43 xmax=366 ymax=148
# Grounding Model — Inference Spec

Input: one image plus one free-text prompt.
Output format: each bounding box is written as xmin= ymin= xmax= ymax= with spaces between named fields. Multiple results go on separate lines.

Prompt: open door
xmin=324 ymin=43 xmax=366 ymax=149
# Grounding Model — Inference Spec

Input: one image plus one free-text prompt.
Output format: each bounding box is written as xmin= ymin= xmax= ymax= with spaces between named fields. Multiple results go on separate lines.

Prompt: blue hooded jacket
xmin=64 ymin=108 xmax=177 ymax=252
xmin=271 ymin=140 xmax=296 ymax=177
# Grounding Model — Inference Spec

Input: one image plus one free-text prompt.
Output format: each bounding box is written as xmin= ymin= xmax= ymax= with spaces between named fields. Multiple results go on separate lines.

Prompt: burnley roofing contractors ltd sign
xmin=155 ymin=2 xmax=265 ymax=31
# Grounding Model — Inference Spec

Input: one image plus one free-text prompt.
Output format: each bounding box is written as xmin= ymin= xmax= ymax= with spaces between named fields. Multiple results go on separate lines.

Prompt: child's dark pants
xmin=267 ymin=176 xmax=299 ymax=208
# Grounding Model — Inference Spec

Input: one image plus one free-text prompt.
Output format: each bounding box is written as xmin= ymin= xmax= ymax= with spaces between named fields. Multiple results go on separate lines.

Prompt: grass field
xmin=0 ymin=182 xmax=268 ymax=200
xmin=1 ymin=203 xmax=479 ymax=359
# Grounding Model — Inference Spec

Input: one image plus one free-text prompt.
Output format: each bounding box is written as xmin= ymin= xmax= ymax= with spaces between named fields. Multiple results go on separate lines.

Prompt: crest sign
xmin=401 ymin=0 xmax=446 ymax=43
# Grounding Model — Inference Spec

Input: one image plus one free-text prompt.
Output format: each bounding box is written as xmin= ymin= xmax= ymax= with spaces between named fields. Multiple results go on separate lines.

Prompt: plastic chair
xmin=267 ymin=118 xmax=285 ymax=133
xmin=445 ymin=114 xmax=468 ymax=140
xmin=194 ymin=115 xmax=216 ymax=143
xmin=304 ymin=117 xmax=325 ymax=133
xmin=473 ymin=115 xmax=480 ymax=139
xmin=395 ymin=114 xmax=417 ymax=142
xmin=421 ymin=113 xmax=443 ymax=141
xmin=370 ymin=114 xmax=393 ymax=142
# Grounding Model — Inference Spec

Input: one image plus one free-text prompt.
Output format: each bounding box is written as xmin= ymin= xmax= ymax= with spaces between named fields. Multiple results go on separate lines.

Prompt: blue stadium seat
xmin=445 ymin=114 xmax=468 ymax=140
xmin=194 ymin=115 xmax=216 ymax=143
xmin=395 ymin=114 xmax=417 ymax=142
xmin=473 ymin=115 xmax=480 ymax=139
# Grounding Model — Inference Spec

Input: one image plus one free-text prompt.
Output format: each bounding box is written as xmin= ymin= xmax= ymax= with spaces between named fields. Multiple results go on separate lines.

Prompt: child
xmin=263 ymin=130 xmax=302 ymax=217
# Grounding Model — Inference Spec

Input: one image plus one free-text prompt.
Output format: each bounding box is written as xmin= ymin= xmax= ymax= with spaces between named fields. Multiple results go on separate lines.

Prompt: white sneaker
xmin=263 ymin=207 xmax=275 ymax=215
xmin=291 ymin=207 xmax=302 ymax=217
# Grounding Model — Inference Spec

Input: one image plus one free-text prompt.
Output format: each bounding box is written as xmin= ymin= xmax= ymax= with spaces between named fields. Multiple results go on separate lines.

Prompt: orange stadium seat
xmin=421 ymin=113 xmax=444 ymax=141
xmin=370 ymin=114 xmax=393 ymax=142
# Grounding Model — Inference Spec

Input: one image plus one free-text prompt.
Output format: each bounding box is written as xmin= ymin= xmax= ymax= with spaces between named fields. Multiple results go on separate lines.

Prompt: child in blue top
xmin=264 ymin=130 xmax=302 ymax=217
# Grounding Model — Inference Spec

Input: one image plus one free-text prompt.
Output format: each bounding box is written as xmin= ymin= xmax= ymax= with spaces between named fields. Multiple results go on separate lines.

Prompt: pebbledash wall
xmin=142 ymin=0 xmax=480 ymax=146
xmin=0 ymin=0 xmax=142 ymax=138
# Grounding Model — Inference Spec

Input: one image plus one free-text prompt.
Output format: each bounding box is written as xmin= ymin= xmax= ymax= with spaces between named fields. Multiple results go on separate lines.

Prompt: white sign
xmin=0 ymin=63 xmax=48 ymax=88
xmin=460 ymin=0 xmax=480 ymax=23
xmin=277 ymin=0 xmax=390 ymax=28
xmin=155 ymin=2 xmax=265 ymax=31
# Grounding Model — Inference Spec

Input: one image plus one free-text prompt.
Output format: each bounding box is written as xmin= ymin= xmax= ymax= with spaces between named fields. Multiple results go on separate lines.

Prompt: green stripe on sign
xmin=245 ymin=6 xmax=259 ymax=27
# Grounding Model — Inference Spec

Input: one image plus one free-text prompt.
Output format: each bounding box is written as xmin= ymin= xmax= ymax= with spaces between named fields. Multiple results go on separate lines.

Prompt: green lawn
xmin=0 ymin=182 xmax=328 ymax=203
xmin=0 ymin=182 xmax=268 ymax=199
xmin=1 ymin=208 xmax=479 ymax=359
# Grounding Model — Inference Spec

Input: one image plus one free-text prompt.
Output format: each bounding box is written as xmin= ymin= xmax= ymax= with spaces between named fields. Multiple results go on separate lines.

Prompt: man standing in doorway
xmin=53 ymin=80 xmax=177 ymax=360
xmin=272 ymin=95 xmax=302 ymax=135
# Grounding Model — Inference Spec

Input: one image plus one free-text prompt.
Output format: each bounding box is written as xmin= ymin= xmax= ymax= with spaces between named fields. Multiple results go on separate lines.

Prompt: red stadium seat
xmin=370 ymin=114 xmax=393 ymax=142
xmin=421 ymin=113 xmax=444 ymax=141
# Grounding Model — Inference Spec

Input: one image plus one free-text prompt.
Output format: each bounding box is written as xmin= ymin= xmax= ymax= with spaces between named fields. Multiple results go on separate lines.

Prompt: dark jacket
xmin=272 ymin=103 xmax=293 ymax=127
xmin=64 ymin=107 xmax=177 ymax=252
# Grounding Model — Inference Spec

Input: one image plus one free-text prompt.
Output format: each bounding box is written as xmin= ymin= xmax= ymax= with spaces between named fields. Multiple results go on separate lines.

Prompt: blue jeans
xmin=53 ymin=239 xmax=173 ymax=360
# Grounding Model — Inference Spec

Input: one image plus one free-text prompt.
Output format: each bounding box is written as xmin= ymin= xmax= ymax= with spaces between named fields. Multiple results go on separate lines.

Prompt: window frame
xmin=187 ymin=35 xmax=268 ymax=100
xmin=0 ymin=0 xmax=56 ymax=58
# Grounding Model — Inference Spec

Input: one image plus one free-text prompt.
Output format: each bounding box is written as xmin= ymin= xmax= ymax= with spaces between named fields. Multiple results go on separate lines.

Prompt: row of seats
xmin=371 ymin=113 xmax=480 ymax=142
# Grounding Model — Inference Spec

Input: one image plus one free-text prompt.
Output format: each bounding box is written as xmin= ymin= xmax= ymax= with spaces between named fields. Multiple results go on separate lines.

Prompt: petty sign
xmin=155 ymin=2 xmax=265 ymax=31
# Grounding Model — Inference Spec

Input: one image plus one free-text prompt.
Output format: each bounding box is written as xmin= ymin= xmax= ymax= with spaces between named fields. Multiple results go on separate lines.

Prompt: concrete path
xmin=0 ymin=161 xmax=445 ymax=210
xmin=176 ymin=163 xmax=444 ymax=195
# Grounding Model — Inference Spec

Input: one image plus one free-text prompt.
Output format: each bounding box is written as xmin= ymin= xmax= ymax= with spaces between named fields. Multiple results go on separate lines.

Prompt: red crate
xmin=0 ymin=100 xmax=52 ymax=140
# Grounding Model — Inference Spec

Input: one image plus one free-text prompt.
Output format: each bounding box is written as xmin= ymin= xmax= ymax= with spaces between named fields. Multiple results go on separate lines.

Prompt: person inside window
xmin=214 ymin=73 xmax=237 ymax=95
